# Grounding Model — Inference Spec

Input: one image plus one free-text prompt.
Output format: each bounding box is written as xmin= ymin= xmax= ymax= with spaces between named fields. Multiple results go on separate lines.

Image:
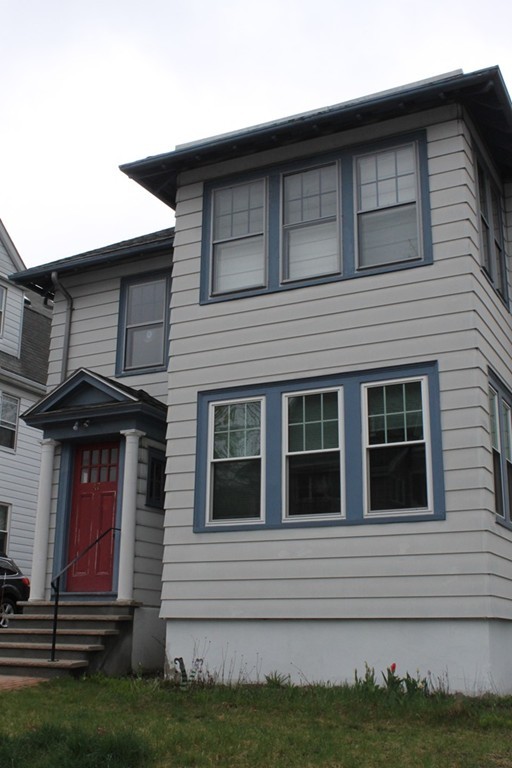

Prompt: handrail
xmin=49 ymin=526 xmax=120 ymax=662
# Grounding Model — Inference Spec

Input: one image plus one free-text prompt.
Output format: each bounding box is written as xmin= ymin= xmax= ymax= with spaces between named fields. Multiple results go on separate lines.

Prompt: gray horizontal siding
xmin=161 ymin=108 xmax=512 ymax=623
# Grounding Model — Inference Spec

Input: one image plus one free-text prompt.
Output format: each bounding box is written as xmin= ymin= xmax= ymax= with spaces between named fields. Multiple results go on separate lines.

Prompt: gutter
xmin=51 ymin=271 xmax=73 ymax=383
xmin=0 ymin=367 xmax=47 ymax=396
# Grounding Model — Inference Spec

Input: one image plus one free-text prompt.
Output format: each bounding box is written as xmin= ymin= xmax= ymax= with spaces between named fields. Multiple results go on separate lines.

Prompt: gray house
xmin=0 ymin=219 xmax=50 ymax=574
xmin=11 ymin=66 xmax=512 ymax=692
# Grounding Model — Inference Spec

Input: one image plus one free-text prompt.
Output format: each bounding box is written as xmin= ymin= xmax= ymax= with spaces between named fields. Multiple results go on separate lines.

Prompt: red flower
xmin=390 ymin=663 xmax=396 ymax=673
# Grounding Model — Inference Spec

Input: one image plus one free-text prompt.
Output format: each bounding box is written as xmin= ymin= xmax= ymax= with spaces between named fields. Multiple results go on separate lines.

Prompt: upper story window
xmin=195 ymin=363 xmax=444 ymax=531
xmin=0 ymin=285 xmax=5 ymax=336
xmin=477 ymin=160 xmax=507 ymax=301
xmin=356 ymin=145 xmax=419 ymax=268
xmin=0 ymin=392 xmax=19 ymax=450
xmin=212 ymin=181 xmax=266 ymax=294
xmin=201 ymin=133 xmax=432 ymax=303
xmin=116 ymin=273 xmax=170 ymax=376
xmin=0 ymin=504 xmax=8 ymax=552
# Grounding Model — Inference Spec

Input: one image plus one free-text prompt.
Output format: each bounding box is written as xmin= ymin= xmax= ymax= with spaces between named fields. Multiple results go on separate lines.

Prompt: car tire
xmin=0 ymin=597 xmax=15 ymax=629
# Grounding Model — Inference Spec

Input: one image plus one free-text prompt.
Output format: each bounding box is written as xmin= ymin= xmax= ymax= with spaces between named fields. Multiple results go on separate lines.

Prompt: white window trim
xmin=354 ymin=141 xmax=423 ymax=271
xmin=123 ymin=276 xmax=168 ymax=372
xmin=282 ymin=387 xmax=345 ymax=522
xmin=210 ymin=178 xmax=268 ymax=296
xmin=280 ymin=162 xmax=342 ymax=284
xmin=362 ymin=375 xmax=433 ymax=517
xmin=206 ymin=396 xmax=266 ymax=526
xmin=0 ymin=391 xmax=19 ymax=452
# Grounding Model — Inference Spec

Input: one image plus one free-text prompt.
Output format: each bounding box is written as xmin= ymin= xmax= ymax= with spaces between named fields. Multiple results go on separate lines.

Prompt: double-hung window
xmin=0 ymin=504 xmax=8 ymax=552
xmin=202 ymin=133 xmax=431 ymax=302
xmin=117 ymin=273 xmax=170 ymax=375
xmin=212 ymin=181 xmax=266 ymax=294
xmin=0 ymin=392 xmax=19 ymax=450
xmin=284 ymin=389 xmax=342 ymax=517
xmin=0 ymin=285 xmax=5 ymax=337
xmin=488 ymin=378 xmax=512 ymax=522
xmin=364 ymin=378 xmax=429 ymax=514
xmin=208 ymin=398 xmax=264 ymax=522
xmin=196 ymin=364 xmax=443 ymax=530
xmin=477 ymin=161 xmax=507 ymax=300
xmin=356 ymin=144 xmax=420 ymax=268
xmin=282 ymin=165 xmax=339 ymax=281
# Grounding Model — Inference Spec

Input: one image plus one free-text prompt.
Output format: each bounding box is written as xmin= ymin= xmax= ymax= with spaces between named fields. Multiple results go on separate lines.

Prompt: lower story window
xmin=208 ymin=398 xmax=264 ymax=522
xmin=195 ymin=363 xmax=443 ymax=530
xmin=0 ymin=503 xmax=8 ymax=552
xmin=285 ymin=389 xmax=342 ymax=517
xmin=364 ymin=378 xmax=429 ymax=514
xmin=488 ymin=378 xmax=512 ymax=521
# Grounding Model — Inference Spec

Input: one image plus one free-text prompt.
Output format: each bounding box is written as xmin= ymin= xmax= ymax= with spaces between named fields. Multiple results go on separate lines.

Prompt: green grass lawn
xmin=1 ymin=676 xmax=512 ymax=767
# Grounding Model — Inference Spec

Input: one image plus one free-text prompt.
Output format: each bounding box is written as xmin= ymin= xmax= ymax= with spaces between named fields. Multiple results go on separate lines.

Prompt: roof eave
xmin=120 ymin=66 xmax=512 ymax=209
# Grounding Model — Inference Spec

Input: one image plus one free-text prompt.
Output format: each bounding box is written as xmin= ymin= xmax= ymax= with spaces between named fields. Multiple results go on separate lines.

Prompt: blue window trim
xmin=200 ymin=131 xmax=433 ymax=304
xmin=115 ymin=270 xmax=171 ymax=377
xmin=194 ymin=361 xmax=445 ymax=532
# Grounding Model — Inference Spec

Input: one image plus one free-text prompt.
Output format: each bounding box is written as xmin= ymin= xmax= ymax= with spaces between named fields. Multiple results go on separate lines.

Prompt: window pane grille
xmin=357 ymin=145 xmax=419 ymax=268
xmin=283 ymin=165 xmax=339 ymax=281
xmin=210 ymin=400 xmax=262 ymax=520
xmin=367 ymin=381 xmax=427 ymax=512
xmin=124 ymin=278 xmax=167 ymax=370
xmin=0 ymin=393 xmax=18 ymax=450
xmin=212 ymin=181 xmax=265 ymax=294
xmin=286 ymin=391 xmax=341 ymax=516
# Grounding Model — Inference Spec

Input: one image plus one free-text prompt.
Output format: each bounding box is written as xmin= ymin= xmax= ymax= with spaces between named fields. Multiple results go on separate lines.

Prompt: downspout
xmin=51 ymin=271 xmax=73 ymax=383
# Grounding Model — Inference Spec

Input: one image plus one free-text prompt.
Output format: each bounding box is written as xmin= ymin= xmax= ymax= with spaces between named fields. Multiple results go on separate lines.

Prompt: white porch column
xmin=30 ymin=438 xmax=58 ymax=601
xmin=117 ymin=429 xmax=145 ymax=601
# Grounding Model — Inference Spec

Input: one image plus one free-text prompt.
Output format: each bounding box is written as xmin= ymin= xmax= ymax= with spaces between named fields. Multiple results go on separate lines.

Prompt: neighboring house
xmin=12 ymin=66 xmax=512 ymax=692
xmin=11 ymin=229 xmax=174 ymax=672
xmin=0 ymin=219 xmax=51 ymax=575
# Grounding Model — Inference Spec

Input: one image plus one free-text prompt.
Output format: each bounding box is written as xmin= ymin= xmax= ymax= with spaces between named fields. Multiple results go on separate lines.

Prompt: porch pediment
xmin=22 ymin=368 xmax=167 ymax=441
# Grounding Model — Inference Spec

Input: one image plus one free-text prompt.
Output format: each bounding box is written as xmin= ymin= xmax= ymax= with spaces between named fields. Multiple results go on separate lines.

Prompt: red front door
xmin=66 ymin=442 xmax=119 ymax=593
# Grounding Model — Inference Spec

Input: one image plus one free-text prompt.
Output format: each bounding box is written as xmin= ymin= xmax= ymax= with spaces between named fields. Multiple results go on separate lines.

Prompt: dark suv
xmin=0 ymin=556 xmax=30 ymax=628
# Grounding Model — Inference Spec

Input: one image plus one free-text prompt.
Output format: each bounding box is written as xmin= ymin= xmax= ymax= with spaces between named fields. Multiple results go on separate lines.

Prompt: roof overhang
xmin=10 ymin=228 xmax=174 ymax=298
xmin=120 ymin=66 xmax=512 ymax=209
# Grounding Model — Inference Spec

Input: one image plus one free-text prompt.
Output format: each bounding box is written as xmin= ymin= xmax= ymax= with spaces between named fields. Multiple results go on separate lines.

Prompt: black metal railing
xmin=49 ymin=527 xmax=120 ymax=662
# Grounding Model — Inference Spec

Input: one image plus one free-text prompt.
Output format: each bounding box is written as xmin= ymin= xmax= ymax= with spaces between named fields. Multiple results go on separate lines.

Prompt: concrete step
xmin=0 ymin=627 xmax=119 ymax=645
xmin=0 ymin=642 xmax=104 ymax=661
xmin=0 ymin=657 xmax=88 ymax=679
xmin=8 ymin=614 xmax=133 ymax=632
xmin=18 ymin=601 xmax=138 ymax=617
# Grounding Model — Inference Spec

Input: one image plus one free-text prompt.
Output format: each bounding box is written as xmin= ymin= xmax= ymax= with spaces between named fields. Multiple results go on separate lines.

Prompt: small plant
xmin=264 ymin=670 xmax=291 ymax=688
xmin=382 ymin=662 xmax=403 ymax=696
xmin=354 ymin=662 xmax=380 ymax=694
xmin=403 ymin=670 xmax=429 ymax=697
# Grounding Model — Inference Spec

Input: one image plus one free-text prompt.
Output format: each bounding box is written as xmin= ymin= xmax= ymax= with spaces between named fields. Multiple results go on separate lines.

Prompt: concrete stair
xmin=0 ymin=601 xmax=135 ymax=679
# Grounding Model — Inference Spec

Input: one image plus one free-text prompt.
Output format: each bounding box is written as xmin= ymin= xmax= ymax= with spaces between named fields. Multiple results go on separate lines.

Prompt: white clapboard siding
xmin=0 ymin=389 xmax=43 ymax=575
xmin=46 ymin=255 xmax=171 ymax=401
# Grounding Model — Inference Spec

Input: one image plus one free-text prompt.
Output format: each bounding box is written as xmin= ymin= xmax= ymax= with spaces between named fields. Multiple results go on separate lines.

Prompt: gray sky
xmin=1 ymin=0 xmax=512 ymax=268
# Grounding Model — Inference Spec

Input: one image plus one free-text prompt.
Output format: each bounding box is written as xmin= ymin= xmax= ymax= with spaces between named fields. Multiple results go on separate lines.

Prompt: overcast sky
xmin=1 ymin=0 xmax=512 ymax=268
